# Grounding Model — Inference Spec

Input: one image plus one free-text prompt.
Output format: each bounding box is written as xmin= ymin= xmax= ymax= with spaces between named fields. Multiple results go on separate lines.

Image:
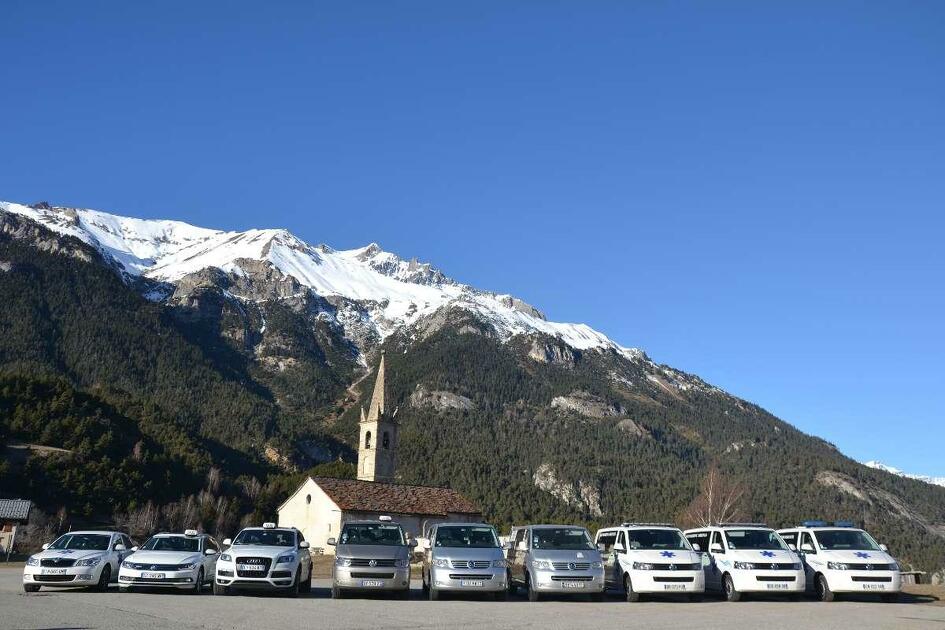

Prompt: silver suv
xmin=508 ymin=524 xmax=605 ymax=601
xmin=421 ymin=523 xmax=509 ymax=601
xmin=328 ymin=517 xmax=415 ymax=599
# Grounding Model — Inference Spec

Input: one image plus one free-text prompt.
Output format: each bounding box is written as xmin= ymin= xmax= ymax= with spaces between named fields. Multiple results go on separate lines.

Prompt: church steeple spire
xmin=367 ymin=350 xmax=386 ymax=422
xmin=357 ymin=351 xmax=397 ymax=483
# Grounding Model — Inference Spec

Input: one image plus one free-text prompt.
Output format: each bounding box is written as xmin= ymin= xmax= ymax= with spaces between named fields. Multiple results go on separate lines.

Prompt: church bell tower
xmin=357 ymin=351 xmax=397 ymax=483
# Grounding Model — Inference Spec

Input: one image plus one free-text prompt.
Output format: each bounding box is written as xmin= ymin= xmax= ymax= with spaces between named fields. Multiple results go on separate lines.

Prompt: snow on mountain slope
xmin=864 ymin=461 xmax=945 ymax=488
xmin=1 ymin=200 xmax=641 ymax=358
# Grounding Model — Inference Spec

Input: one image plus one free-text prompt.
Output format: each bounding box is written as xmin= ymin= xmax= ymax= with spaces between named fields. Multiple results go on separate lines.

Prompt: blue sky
xmin=1 ymin=1 xmax=943 ymax=475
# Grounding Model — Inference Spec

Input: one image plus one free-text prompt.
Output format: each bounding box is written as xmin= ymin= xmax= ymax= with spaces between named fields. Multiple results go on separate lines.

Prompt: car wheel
xmin=331 ymin=584 xmax=344 ymax=599
xmin=526 ymin=572 xmax=540 ymax=602
xmin=24 ymin=584 xmax=40 ymax=593
xmin=191 ymin=568 xmax=204 ymax=595
xmin=286 ymin=570 xmax=300 ymax=598
xmin=300 ymin=567 xmax=312 ymax=594
xmin=723 ymin=574 xmax=741 ymax=602
xmin=429 ymin=583 xmax=440 ymax=601
xmin=213 ymin=579 xmax=230 ymax=596
xmin=96 ymin=564 xmax=112 ymax=591
xmin=506 ymin=570 xmax=517 ymax=595
xmin=624 ymin=574 xmax=640 ymax=603
xmin=815 ymin=574 xmax=834 ymax=602
xmin=881 ymin=593 xmax=900 ymax=603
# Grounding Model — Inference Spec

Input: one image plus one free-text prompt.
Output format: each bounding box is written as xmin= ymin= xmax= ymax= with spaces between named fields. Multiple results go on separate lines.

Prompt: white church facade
xmin=277 ymin=352 xmax=481 ymax=552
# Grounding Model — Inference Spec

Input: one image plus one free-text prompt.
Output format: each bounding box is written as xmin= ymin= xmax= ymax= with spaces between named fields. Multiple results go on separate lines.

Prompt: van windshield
xmin=434 ymin=526 xmax=498 ymax=548
xmin=627 ymin=529 xmax=689 ymax=551
xmin=340 ymin=524 xmax=406 ymax=546
xmin=814 ymin=529 xmax=881 ymax=551
xmin=724 ymin=529 xmax=788 ymax=551
xmin=532 ymin=528 xmax=594 ymax=550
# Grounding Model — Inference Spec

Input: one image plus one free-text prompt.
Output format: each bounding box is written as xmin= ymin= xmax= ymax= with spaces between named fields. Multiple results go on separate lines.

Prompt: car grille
xmin=451 ymin=560 xmax=492 ymax=569
xmin=551 ymin=575 xmax=593 ymax=581
xmin=235 ymin=557 xmax=272 ymax=578
xmin=756 ymin=575 xmax=797 ymax=582
xmin=449 ymin=573 xmax=493 ymax=580
xmin=846 ymin=563 xmax=897 ymax=571
xmin=654 ymin=576 xmax=694 ymax=583
xmin=126 ymin=563 xmax=186 ymax=571
xmin=852 ymin=576 xmax=893 ymax=582
xmin=552 ymin=562 xmax=591 ymax=571
xmin=35 ymin=574 xmax=76 ymax=582
xmin=647 ymin=563 xmax=701 ymax=571
xmin=350 ymin=558 xmax=397 ymax=567
xmin=352 ymin=571 xmax=395 ymax=579
xmin=41 ymin=558 xmax=77 ymax=568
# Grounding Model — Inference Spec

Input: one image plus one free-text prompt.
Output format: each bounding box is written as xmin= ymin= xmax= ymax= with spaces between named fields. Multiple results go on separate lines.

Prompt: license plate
xmin=41 ymin=568 xmax=67 ymax=575
xmin=460 ymin=580 xmax=484 ymax=587
xmin=663 ymin=584 xmax=686 ymax=590
xmin=766 ymin=583 xmax=789 ymax=590
xmin=863 ymin=584 xmax=886 ymax=590
xmin=141 ymin=572 xmax=165 ymax=579
xmin=238 ymin=564 xmax=264 ymax=572
xmin=361 ymin=580 xmax=384 ymax=587
xmin=561 ymin=581 xmax=585 ymax=589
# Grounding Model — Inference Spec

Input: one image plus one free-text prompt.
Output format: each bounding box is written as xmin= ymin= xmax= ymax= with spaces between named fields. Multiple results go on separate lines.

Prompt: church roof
xmin=311 ymin=477 xmax=480 ymax=517
xmin=0 ymin=498 xmax=32 ymax=521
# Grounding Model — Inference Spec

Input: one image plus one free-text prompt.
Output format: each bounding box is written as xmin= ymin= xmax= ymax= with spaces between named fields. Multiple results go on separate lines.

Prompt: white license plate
xmin=237 ymin=564 xmax=265 ymax=572
xmin=766 ymin=583 xmax=789 ymax=590
xmin=663 ymin=584 xmax=687 ymax=590
xmin=361 ymin=580 xmax=384 ymax=587
xmin=141 ymin=572 xmax=165 ymax=579
xmin=561 ymin=581 xmax=586 ymax=589
xmin=460 ymin=580 xmax=484 ymax=587
xmin=41 ymin=568 xmax=67 ymax=575
xmin=863 ymin=584 xmax=886 ymax=590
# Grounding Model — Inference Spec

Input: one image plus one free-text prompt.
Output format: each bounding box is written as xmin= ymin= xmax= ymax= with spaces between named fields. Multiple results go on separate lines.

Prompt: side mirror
xmin=222 ymin=538 xmax=232 ymax=547
xmin=205 ymin=548 xmax=217 ymax=555
xmin=114 ymin=544 xmax=126 ymax=551
xmin=710 ymin=543 xmax=724 ymax=554
xmin=614 ymin=542 xmax=627 ymax=554
xmin=597 ymin=543 xmax=607 ymax=553
xmin=691 ymin=543 xmax=701 ymax=552
xmin=326 ymin=537 xmax=337 ymax=546
xmin=788 ymin=544 xmax=797 ymax=551
xmin=501 ymin=541 xmax=511 ymax=551
xmin=131 ymin=546 xmax=139 ymax=552
xmin=800 ymin=543 xmax=815 ymax=553
xmin=517 ymin=541 xmax=528 ymax=552
xmin=409 ymin=539 xmax=418 ymax=549
xmin=879 ymin=544 xmax=888 ymax=552
xmin=42 ymin=543 xmax=50 ymax=550
xmin=299 ymin=541 xmax=310 ymax=549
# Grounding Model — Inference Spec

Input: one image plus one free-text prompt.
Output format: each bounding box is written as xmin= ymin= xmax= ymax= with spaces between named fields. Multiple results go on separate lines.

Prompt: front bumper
xmin=531 ymin=569 xmax=605 ymax=593
xmin=628 ymin=569 xmax=705 ymax=594
xmin=119 ymin=567 xmax=200 ymax=589
xmin=730 ymin=569 xmax=806 ymax=593
xmin=23 ymin=565 xmax=100 ymax=586
xmin=215 ymin=563 xmax=298 ymax=590
xmin=333 ymin=566 xmax=410 ymax=591
xmin=823 ymin=570 xmax=901 ymax=593
xmin=430 ymin=566 xmax=507 ymax=592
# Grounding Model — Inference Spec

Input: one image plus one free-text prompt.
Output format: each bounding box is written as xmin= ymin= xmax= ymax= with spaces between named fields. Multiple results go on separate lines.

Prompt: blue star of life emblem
xmin=761 ymin=551 xmax=776 ymax=558
xmin=855 ymin=552 xmax=871 ymax=559
xmin=660 ymin=551 xmax=675 ymax=558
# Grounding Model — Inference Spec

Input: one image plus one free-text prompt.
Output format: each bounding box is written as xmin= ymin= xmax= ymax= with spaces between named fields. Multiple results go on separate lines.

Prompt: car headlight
xmin=395 ymin=559 xmax=410 ymax=568
xmin=178 ymin=562 xmax=200 ymax=570
xmin=532 ymin=560 xmax=552 ymax=570
xmin=827 ymin=562 xmax=849 ymax=570
xmin=492 ymin=559 xmax=509 ymax=568
xmin=121 ymin=561 xmax=134 ymax=569
xmin=76 ymin=556 xmax=103 ymax=567
xmin=220 ymin=553 xmax=232 ymax=562
xmin=276 ymin=553 xmax=296 ymax=565
xmin=433 ymin=558 xmax=449 ymax=568
xmin=890 ymin=562 xmax=900 ymax=572
xmin=591 ymin=561 xmax=603 ymax=569
xmin=335 ymin=556 xmax=353 ymax=567
xmin=632 ymin=562 xmax=655 ymax=570
xmin=790 ymin=562 xmax=802 ymax=570
xmin=733 ymin=562 xmax=757 ymax=570
xmin=26 ymin=557 xmax=39 ymax=566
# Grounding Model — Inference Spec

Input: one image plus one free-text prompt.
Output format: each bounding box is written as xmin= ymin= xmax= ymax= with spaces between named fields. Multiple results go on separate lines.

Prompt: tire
xmin=331 ymin=584 xmax=343 ymax=599
xmin=624 ymin=574 xmax=640 ymax=603
xmin=299 ymin=566 xmax=312 ymax=594
xmin=286 ymin=571 xmax=300 ymax=598
xmin=95 ymin=564 xmax=112 ymax=592
xmin=213 ymin=579 xmax=230 ymax=596
xmin=192 ymin=568 xmax=204 ymax=595
xmin=23 ymin=584 xmax=40 ymax=593
xmin=507 ymin=571 xmax=517 ymax=595
xmin=723 ymin=574 xmax=741 ymax=602
xmin=526 ymin=573 xmax=540 ymax=602
xmin=429 ymin=584 xmax=440 ymax=601
xmin=881 ymin=593 xmax=900 ymax=603
xmin=815 ymin=574 xmax=834 ymax=602
xmin=494 ymin=590 xmax=508 ymax=601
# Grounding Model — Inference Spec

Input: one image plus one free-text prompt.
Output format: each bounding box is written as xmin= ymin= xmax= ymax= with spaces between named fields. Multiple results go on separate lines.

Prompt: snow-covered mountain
xmin=863 ymin=461 xmax=945 ymax=488
xmin=0 ymin=200 xmax=641 ymax=360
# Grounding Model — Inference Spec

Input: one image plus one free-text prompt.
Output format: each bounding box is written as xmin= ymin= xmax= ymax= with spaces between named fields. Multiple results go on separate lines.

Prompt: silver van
xmin=327 ymin=517 xmax=415 ymax=599
xmin=507 ymin=524 xmax=605 ymax=601
xmin=421 ymin=523 xmax=509 ymax=601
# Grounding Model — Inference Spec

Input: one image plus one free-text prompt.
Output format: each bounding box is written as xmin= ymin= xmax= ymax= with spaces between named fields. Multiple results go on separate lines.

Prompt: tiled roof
xmin=312 ymin=477 xmax=480 ymax=517
xmin=0 ymin=499 xmax=32 ymax=521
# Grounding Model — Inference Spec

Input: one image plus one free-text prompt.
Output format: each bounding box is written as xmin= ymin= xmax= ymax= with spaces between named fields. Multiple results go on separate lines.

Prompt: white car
xmin=778 ymin=521 xmax=901 ymax=602
xmin=214 ymin=522 xmax=313 ymax=596
xmin=596 ymin=523 xmax=705 ymax=601
xmin=23 ymin=530 xmax=134 ymax=592
xmin=119 ymin=530 xmax=220 ymax=593
xmin=684 ymin=524 xmax=805 ymax=601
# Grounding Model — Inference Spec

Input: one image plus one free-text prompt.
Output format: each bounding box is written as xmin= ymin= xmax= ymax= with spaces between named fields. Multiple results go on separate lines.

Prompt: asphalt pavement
xmin=2 ymin=569 xmax=944 ymax=630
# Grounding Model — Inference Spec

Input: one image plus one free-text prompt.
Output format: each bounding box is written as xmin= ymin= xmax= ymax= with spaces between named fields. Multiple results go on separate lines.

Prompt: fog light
xmin=77 ymin=574 xmax=92 ymax=581
xmin=119 ymin=575 xmax=131 ymax=581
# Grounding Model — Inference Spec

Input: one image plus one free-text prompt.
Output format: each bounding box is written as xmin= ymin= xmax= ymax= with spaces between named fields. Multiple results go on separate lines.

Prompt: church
xmin=277 ymin=352 xmax=482 ymax=552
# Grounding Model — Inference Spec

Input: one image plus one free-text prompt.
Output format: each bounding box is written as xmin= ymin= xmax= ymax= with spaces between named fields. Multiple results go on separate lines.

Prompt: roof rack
xmin=800 ymin=520 xmax=829 ymax=528
xmin=832 ymin=520 xmax=856 ymax=528
xmin=620 ymin=522 xmax=676 ymax=528
xmin=717 ymin=522 xmax=768 ymax=528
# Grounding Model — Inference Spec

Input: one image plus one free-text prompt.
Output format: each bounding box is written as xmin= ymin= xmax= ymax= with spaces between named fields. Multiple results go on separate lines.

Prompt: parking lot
xmin=2 ymin=569 xmax=943 ymax=630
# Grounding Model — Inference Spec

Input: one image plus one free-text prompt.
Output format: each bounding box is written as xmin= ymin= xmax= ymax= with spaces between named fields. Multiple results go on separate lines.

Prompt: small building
xmin=0 ymin=499 xmax=32 ymax=560
xmin=278 ymin=352 xmax=481 ymax=553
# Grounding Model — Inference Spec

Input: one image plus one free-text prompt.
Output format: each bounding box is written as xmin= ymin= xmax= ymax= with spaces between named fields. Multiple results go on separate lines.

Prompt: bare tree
xmin=238 ymin=477 xmax=262 ymax=502
xmin=206 ymin=467 xmax=222 ymax=494
xmin=682 ymin=464 xmax=747 ymax=528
